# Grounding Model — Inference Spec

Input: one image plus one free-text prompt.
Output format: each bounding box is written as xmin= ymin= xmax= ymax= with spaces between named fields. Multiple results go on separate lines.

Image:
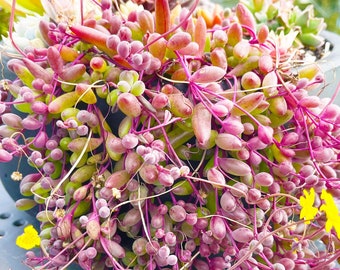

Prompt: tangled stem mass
xmin=1 ymin=0 xmax=340 ymax=269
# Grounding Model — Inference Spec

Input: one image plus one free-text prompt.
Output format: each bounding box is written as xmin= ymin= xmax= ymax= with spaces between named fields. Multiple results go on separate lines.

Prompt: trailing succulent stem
xmin=1 ymin=0 xmax=340 ymax=269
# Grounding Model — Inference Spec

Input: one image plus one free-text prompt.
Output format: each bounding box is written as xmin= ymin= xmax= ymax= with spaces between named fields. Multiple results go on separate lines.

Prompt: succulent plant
xmin=0 ymin=0 xmax=340 ymax=269
xmin=240 ymin=0 xmax=326 ymax=48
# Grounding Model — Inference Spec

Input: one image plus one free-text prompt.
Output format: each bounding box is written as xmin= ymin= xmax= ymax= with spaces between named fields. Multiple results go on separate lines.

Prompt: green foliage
xmin=294 ymin=0 xmax=340 ymax=34
xmin=0 ymin=8 xmax=10 ymax=40
xmin=214 ymin=0 xmax=340 ymax=34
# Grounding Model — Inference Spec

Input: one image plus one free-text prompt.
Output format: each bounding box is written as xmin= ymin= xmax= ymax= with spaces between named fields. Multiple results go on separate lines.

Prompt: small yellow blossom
xmin=16 ymin=225 xmax=41 ymax=250
xmin=112 ymin=188 xmax=121 ymax=199
xmin=299 ymin=187 xmax=318 ymax=224
xmin=320 ymin=189 xmax=340 ymax=238
xmin=11 ymin=171 xmax=23 ymax=181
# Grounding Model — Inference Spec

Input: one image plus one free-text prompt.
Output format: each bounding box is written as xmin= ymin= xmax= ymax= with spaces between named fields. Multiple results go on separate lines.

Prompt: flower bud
xmin=230 ymin=182 xmax=248 ymax=197
xmin=278 ymin=258 xmax=295 ymax=270
xmin=164 ymin=232 xmax=176 ymax=246
xmin=222 ymin=115 xmax=244 ymax=136
xmin=246 ymin=188 xmax=262 ymax=204
xmin=158 ymin=171 xmax=174 ymax=187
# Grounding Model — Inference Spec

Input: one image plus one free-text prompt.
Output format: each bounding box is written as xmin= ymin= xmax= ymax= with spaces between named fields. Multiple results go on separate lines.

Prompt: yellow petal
xmin=16 ymin=225 xmax=40 ymax=250
xmin=17 ymin=0 xmax=44 ymax=15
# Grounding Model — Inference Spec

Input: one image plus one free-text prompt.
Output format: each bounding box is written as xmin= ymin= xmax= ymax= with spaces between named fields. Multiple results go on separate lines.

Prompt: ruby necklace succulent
xmin=1 ymin=0 xmax=340 ymax=269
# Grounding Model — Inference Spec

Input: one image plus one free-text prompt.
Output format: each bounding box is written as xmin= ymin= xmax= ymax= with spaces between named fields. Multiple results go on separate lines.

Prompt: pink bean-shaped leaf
xmin=48 ymin=92 xmax=79 ymax=114
xmin=117 ymin=92 xmax=142 ymax=117
xmin=192 ymin=102 xmax=212 ymax=147
xmin=215 ymin=133 xmax=243 ymax=151
xmin=102 ymin=238 xmax=126 ymax=258
xmin=86 ymin=219 xmax=101 ymax=240
xmin=70 ymin=24 xmax=114 ymax=56
xmin=190 ymin=66 xmax=226 ymax=84
xmin=155 ymin=0 xmax=170 ymax=34
xmin=105 ymin=170 xmax=131 ymax=189
xmin=67 ymin=137 xmax=103 ymax=153
xmin=1 ymin=113 xmax=23 ymax=129
xmin=218 ymin=157 xmax=251 ymax=176
xmin=207 ymin=167 xmax=226 ymax=188
xmin=167 ymin=32 xmax=192 ymax=51
xmin=231 ymin=92 xmax=264 ymax=116
xmin=0 ymin=149 xmax=13 ymax=162
xmin=59 ymin=64 xmax=86 ymax=82
xmin=47 ymin=46 xmax=64 ymax=74
xmin=22 ymin=58 xmax=53 ymax=83
xmin=236 ymin=3 xmax=256 ymax=31
xmin=168 ymin=93 xmax=193 ymax=118
xmin=210 ymin=216 xmax=227 ymax=240
xmin=194 ymin=16 xmax=207 ymax=56
xmin=231 ymin=227 xmax=254 ymax=243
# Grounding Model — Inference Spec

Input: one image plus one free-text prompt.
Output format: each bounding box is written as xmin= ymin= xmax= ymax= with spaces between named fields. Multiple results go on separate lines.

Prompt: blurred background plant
xmin=294 ymin=0 xmax=340 ymax=34
xmin=215 ymin=0 xmax=340 ymax=34
xmin=0 ymin=8 xmax=10 ymax=39
xmin=0 ymin=0 xmax=44 ymax=40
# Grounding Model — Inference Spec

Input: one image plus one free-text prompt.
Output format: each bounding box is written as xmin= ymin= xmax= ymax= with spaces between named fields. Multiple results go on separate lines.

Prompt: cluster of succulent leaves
xmin=294 ymin=0 xmax=340 ymax=35
xmin=240 ymin=0 xmax=327 ymax=48
xmin=1 ymin=0 xmax=340 ymax=269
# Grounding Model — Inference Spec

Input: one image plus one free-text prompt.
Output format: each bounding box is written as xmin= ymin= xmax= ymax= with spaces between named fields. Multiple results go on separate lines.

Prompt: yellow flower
xmin=16 ymin=225 xmax=41 ymax=250
xmin=320 ymin=189 xmax=340 ymax=238
xmin=299 ymin=187 xmax=318 ymax=224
